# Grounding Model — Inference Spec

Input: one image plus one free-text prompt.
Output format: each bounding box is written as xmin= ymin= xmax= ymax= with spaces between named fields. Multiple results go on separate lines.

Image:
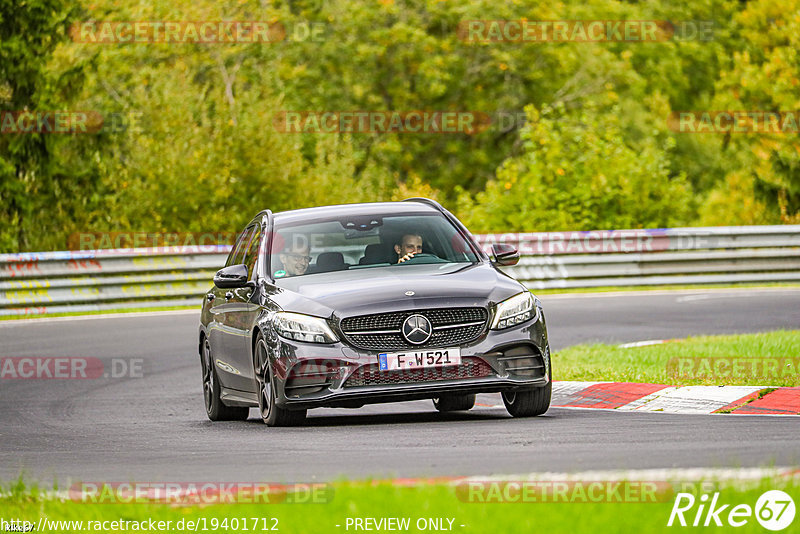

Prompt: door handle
xmin=206 ymin=293 xmax=215 ymax=302
xmin=225 ymin=291 xmax=234 ymax=300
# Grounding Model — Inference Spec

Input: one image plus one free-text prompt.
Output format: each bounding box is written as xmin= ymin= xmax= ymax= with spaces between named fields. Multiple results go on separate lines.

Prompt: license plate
xmin=378 ymin=348 xmax=461 ymax=371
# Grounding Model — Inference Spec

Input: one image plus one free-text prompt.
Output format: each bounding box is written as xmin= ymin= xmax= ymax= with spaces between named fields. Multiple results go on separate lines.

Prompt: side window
xmin=226 ymin=226 xmax=255 ymax=267
xmin=244 ymin=225 xmax=263 ymax=279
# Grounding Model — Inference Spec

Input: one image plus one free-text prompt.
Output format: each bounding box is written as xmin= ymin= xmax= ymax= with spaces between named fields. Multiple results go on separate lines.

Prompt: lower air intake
xmin=343 ymin=357 xmax=493 ymax=387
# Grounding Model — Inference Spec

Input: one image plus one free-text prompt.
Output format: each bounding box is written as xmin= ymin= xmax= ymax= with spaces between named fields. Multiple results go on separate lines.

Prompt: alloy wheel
xmin=202 ymin=339 xmax=214 ymax=414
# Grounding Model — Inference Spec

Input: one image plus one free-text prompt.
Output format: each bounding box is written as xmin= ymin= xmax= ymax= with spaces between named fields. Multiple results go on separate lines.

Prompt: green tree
xmin=699 ymin=0 xmax=800 ymax=224
xmin=0 ymin=0 xmax=97 ymax=251
xmin=6 ymin=0 xmax=799 ymax=252
xmin=457 ymin=102 xmax=693 ymax=232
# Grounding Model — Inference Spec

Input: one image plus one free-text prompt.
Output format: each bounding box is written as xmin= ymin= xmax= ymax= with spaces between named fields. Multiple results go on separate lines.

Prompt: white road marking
xmin=552 ymin=381 xmax=610 ymax=397
xmin=458 ymin=466 xmax=800 ymax=484
xmin=617 ymin=339 xmax=668 ymax=348
xmin=615 ymin=387 xmax=678 ymax=411
xmin=619 ymin=385 xmax=764 ymax=414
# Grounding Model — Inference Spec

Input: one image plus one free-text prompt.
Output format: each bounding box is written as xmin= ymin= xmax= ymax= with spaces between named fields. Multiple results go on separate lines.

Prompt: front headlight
xmin=273 ymin=312 xmax=339 ymax=344
xmin=491 ymin=291 xmax=540 ymax=330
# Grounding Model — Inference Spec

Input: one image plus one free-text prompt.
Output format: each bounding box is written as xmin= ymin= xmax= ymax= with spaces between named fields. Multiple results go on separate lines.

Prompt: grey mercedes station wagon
xmin=199 ymin=198 xmax=551 ymax=426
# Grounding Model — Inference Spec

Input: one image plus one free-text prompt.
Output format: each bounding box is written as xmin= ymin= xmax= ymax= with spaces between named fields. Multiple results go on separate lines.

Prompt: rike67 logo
xmin=668 ymin=490 xmax=795 ymax=531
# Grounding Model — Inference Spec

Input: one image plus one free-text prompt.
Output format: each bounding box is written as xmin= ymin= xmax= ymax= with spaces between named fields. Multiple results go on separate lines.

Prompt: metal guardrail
xmin=487 ymin=226 xmax=800 ymax=289
xmin=0 ymin=226 xmax=798 ymax=316
xmin=0 ymin=247 xmax=229 ymax=316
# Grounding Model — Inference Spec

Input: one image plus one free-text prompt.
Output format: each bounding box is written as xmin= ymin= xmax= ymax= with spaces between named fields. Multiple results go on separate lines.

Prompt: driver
xmin=395 ymin=233 xmax=423 ymax=263
xmin=278 ymin=235 xmax=311 ymax=277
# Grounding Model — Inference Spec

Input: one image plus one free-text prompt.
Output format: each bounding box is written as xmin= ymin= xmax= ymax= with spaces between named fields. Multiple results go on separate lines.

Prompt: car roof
xmin=270 ymin=200 xmax=440 ymax=225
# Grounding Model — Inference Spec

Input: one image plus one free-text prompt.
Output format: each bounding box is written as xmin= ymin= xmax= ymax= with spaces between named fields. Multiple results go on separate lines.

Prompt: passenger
xmin=277 ymin=236 xmax=311 ymax=277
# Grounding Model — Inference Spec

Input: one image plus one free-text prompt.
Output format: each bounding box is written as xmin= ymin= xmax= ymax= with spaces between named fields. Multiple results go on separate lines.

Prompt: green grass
xmin=2 ymin=476 xmax=798 ymax=534
xmin=554 ymin=330 xmax=800 ymax=386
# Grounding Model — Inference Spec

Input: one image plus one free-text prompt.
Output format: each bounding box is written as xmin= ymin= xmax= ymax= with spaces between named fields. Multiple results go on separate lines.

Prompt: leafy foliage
xmin=699 ymin=0 xmax=800 ymax=224
xmin=0 ymin=0 xmax=797 ymax=251
xmin=0 ymin=0 xmax=99 ymax=251
xmin=457 ymin=102 xmax=692 ymax=232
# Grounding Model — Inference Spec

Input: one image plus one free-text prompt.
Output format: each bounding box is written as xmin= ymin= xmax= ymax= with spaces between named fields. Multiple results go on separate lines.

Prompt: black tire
xmin=201 ymin=337 xmax=250 ymax=421
xmin=433 ymin=394 xmax=476 ymax=412
xmin=502 ymin=381 xmax=551 ymax=417
xmin=254 ymin=336 xmax=307 ymax=427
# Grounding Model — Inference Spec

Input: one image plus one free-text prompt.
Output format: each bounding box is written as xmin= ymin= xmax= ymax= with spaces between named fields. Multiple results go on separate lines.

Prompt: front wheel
xmin=502 ymin=381 xmax=551 ymax=417
xmin=254 ymin=336 xmax=307 ymax=427
xmin=433 ymin=394 xmax=476 ymax=412
xmin=201 ymin=337 xmax=249 ymax=421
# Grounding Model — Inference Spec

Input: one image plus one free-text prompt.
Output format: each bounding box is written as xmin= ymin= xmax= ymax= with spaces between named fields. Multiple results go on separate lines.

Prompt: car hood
xmin=270 ymin=262 xmax=525 ymax=318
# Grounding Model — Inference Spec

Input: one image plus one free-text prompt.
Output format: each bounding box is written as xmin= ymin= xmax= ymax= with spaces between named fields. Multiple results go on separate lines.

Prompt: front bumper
xmin=269 ymin=312 xmax=550 ymax=410
xmin=281 ymin=375 xmax=548 ymax=409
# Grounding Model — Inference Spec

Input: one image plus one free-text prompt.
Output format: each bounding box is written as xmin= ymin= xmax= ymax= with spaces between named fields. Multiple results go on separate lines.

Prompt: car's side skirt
xmin=220 ymin=386 xmax=259 ymax=407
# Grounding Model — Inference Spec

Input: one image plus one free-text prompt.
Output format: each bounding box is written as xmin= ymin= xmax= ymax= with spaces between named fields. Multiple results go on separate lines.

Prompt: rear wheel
xmin=201 ymin=337 xmax=249 ymax=421
xmin=254 ymin=336 xmax=307 ymax=427
xmin=433 ymin=394 xmax=476 ymax=412
xmin=502 ymin=381 xmax=551 ymax=417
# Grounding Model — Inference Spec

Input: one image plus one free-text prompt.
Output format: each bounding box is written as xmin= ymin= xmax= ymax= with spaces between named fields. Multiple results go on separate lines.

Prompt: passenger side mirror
xmin=491 ymin=243 xmax=520 ymax=266
xmin=214 ymin=264 xmax=249 ymax=288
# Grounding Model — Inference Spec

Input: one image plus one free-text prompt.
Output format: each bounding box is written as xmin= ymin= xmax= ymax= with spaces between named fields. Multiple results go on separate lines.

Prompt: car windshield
xmin=269 ymin=213 xmax=479 ymax=280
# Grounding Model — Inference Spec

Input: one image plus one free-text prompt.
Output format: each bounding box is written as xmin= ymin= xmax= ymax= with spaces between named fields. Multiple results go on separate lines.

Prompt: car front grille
xmin=339 ymin=307 xmax=488 ymax=350
xmin=343 ymin=357 xmax=494 ymax=388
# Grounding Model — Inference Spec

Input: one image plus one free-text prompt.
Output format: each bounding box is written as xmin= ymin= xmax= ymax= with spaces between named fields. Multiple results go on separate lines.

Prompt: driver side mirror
xmin=214 ymin=264 xmax=249 ymax=288
xmin=491 ymin=243 xmax=520 ymax=266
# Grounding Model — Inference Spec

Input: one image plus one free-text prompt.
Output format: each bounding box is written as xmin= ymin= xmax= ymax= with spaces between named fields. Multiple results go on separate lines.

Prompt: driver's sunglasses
xmin=286 ymin=253 xmax=312 ymax=263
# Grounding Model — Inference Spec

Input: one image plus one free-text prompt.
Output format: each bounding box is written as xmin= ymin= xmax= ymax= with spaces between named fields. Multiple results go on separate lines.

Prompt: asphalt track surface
xmin=1 ymin=288 xmax=799 ymax=484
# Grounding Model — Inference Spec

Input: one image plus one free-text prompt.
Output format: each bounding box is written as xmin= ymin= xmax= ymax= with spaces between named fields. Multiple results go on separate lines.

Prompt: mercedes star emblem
xmin=401 ymin=314 xmax=432 ymax=345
